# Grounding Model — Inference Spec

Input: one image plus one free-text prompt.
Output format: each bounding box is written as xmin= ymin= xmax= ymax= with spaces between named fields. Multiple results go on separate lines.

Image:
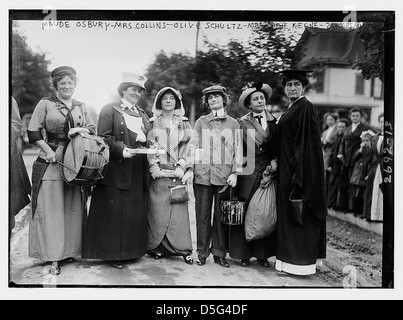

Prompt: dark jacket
xmin=341 ymin=123 xmax=370 ymax=168
xmin=97 ymin=101 xmax=152 ymax=190
xmin=350 ymin=146 xmax=373 ymax=186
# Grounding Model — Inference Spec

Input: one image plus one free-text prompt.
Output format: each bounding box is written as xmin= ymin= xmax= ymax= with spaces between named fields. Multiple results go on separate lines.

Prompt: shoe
xmin=50 ymin=261 xmax=61 ymax=275
xmin=258 ymin=259 xmax=270 ymax=267
xmin=183 ymin=254 xmax=193 ymax=265
xmin=111 ymin=262 xmax=124 ymax=269
xmin=241 ymin=259 xmax=250 ymax=267
xmin=196 ymin=258 xmax=206 ymax=266
xmin=62 ymin=257 xmax=75 ymax=264
xmin=213 ymin=256 xmax=230 ymax=268
xmin=147 ymin=251 xmax=164 ymax=259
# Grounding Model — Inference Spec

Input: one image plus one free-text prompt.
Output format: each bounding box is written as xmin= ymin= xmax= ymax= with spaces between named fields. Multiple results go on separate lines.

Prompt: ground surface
xmin=8 ymin=149 xmax=383 ymax=290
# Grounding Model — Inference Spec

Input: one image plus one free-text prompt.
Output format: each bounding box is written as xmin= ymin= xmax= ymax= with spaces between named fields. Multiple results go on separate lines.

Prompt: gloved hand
xmin=174 ymin=167 xmax=185 ymax=179
xmin=227 ymin=173 xmax=238 ymax=188
xmin=181 ymin=169 xmax=194 ymax=184
xmin=68 ymin=127 xmax=90 ymax=138
xmin=123 ymin=147 xmax=136 ymax=159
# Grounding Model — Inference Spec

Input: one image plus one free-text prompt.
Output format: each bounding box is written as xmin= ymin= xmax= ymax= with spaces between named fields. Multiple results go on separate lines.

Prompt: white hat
xmin=121 ymin=72 xmax=148 ymax=90
xmin=152 ymin=87 xmax=185 ymax=117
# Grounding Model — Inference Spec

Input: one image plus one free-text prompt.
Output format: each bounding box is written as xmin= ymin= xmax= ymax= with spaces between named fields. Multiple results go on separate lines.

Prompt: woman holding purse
xmin=275 ymin=69 xmax=327 ymax=276
xmin=146 ymin=87 xmax=194 ymax=264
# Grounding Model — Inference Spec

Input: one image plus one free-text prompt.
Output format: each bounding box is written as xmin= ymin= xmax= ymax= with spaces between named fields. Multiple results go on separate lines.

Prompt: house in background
xmin=293 ymin=25 xmax=384 ymax=129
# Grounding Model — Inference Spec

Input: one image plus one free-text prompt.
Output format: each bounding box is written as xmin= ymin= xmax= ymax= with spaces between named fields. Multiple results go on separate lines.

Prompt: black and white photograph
xmin=3 ymin=0 xmax=398 ymax=302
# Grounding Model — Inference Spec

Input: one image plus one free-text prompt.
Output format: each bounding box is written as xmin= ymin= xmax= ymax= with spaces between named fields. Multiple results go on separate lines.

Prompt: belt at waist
xmin=46 ymin=132 xmax=68 ymax=143
xmin=46 ymin=131 xmax=69 ymax=149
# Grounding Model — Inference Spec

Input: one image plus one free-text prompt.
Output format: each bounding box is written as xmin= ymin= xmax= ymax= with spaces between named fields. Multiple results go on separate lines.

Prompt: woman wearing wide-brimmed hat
xmin=275 ymin=69 xmax=327 ymax=276
xmin=27 ymin=66 xmax=96 ymax=275
xmin=229 ymin=82 xmax=278 ymax=268
xmin=146 ymin=87 xmax=194 ymax=264
xmin=82 ymin=72 xmax=152 ymax=269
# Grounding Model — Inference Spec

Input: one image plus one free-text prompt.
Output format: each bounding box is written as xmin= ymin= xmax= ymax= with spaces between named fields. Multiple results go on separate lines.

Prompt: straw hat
xmin=238 ymin=82 xmax=272 ymax=109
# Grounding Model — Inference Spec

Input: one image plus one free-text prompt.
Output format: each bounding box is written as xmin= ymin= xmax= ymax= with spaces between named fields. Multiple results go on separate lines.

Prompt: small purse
xmin=288 ymin=186 xmax=304 ymax=227
xmin=169 ymin=184 xmax=190 ymax=204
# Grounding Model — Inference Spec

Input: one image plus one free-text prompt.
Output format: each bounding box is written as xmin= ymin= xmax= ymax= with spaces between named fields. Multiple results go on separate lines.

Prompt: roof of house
xmin=294 ymin=25 xmax=365 ymax=68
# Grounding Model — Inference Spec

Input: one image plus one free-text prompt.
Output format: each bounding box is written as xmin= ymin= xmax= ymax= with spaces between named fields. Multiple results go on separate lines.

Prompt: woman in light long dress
xmin=27 ymin=66 xmax=96 ymax=275
xmin=147 ymin=87 xmax=194 ymax=264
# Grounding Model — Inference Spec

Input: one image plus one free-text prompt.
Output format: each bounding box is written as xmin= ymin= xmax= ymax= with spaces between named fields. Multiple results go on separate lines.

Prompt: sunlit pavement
xmin=9 ymin=149 xmax=332 ymax=288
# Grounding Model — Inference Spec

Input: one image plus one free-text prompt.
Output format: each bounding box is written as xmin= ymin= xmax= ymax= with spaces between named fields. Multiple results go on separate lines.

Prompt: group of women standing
xmin=26 ymin=65 xmax=327 ymax=277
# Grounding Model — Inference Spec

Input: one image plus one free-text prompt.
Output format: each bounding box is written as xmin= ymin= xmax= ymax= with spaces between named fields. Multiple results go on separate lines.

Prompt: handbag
xmin=288 ymin=186 xmax=304 ymax=227
xmin=169 ymin=184 xmax=190 ymax=204
xmin=219 ymin=184 xmax=245 ymax=225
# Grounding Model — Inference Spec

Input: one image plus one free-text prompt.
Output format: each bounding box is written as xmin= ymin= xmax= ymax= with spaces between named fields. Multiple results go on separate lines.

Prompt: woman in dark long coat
xmin=275 ymin=69 xmax=327 ymax=276
xmin=10 ymin=97 xmax=31 ymax=235
xmin=229 ymin=83 xmax=277 ymax=267
xmin=82 ymin=73 xmax=152 ymax=269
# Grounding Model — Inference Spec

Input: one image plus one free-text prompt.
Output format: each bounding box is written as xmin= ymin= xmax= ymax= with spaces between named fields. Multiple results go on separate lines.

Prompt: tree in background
xmin=144 ymin=38 xmax=286 ymax=122
xmin=11 ymin=22 xmax=51 ymax=117
xmin=355 ymin=14 xmax=387 ymax=81
xmin=142 ymin=51 xmax=197 ymax=118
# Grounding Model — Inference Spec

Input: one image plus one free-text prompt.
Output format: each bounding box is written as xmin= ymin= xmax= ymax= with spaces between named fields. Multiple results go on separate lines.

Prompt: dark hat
xmin=279 ymin=68 xmax=312 ymax=86
xmin=238 ymin=82 xmax=272 ymax=108
xmin=202 ymin=85 xmax=227 ymax=95
xmin=51 ymin=66 xmax=77 ymax=78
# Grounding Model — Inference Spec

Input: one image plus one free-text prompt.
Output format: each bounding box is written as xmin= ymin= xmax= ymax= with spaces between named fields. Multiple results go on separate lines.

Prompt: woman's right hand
xmin=45 ymin=150 xmax=56 ymax=163
xmin=123 ymin=148 xmax=135 ymax=158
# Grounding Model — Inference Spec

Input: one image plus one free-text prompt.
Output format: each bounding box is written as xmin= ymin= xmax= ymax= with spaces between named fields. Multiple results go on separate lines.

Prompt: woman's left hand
xmin=174 ymin=167 xmax=185 ymax=179
xmin=227 ymin=173 xmax=237 ymax=188
xmin=68 ymin=127 xmax=90 ymax=138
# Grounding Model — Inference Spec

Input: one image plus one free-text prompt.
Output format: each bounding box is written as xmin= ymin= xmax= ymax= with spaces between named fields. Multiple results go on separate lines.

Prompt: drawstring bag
xmin=244 ymin=169 xmax=277 ymax=241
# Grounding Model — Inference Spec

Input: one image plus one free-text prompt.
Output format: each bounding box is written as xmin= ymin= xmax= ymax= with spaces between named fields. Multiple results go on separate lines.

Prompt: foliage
xmin=355 ymin=17 xmax=387 ymax=81
xmin=144 ymin=35 xmax=291 ymax=122
xmin=249 ymin=22 xmax=300 ymax=74
xmin=11 ymin=22 xmax=51 ymax=116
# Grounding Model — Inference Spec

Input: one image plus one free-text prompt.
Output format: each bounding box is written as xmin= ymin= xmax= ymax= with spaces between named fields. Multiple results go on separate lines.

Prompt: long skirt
xmin=348 ymin=184 xmax=365 ymax=215
xmin=29 ymin=177 xmax=83 ymax=261
xmin=370 ymin=165 xmax=383 ymax=221
xmin=276 ymin=192 xmax=326 ymax=275
xmin=147 ymin=177 xmax=192 ymax=257
xmin=82 ymin=154 xmax=148 ymax=261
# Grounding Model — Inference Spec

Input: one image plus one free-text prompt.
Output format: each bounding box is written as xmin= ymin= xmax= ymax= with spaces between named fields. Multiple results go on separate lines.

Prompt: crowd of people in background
xmin=10 ymin=64 xmax=384 ymax=279
xmin=321 ymin=109 xmax=384 ymax=222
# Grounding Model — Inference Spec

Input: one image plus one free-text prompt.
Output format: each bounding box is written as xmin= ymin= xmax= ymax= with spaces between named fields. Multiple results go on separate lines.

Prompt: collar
xmin=121 ymin=98 xmax=135 ymax=110
xmin=253 ymin=112 xmax=266 ymax=120
xmin=213 ymin=108 xmax=225 ymax=117
xmin=351 ymin=122 xmax=359 ymax=130
xmin=288 ymin=95 xmax=304 ymax=108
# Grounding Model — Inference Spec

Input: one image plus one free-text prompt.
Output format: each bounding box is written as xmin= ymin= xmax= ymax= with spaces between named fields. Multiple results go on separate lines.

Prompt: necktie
xmin=255 ymin=115 xmax=263 ymax=126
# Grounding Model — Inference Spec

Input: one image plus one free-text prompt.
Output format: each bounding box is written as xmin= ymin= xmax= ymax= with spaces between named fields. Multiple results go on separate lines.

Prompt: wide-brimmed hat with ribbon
xmin=238 ymin=82 xmax=272 ymax=109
